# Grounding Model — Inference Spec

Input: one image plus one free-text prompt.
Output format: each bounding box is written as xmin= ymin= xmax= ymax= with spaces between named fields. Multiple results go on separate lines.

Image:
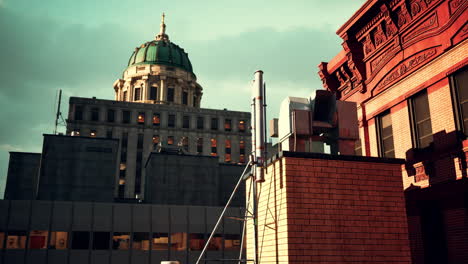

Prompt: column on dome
xmin=160 ymin=78 xmax=166 ymax=103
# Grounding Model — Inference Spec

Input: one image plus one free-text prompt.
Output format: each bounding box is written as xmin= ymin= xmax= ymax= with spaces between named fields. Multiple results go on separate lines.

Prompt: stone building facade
xmin=318 ymin=0 xmax=468 ymax=263
xmin=66 ymin=15 xmax=251 ymax=200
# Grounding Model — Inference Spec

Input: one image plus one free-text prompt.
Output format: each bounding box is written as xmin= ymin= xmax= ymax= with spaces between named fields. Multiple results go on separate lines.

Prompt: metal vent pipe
xmin=252 ymin=70 xmax=266 ymax=182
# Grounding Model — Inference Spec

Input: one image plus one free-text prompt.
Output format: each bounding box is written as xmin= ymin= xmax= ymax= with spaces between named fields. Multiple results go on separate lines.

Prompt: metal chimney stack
xmin=252 ymin=70 xmax=266 ymax=182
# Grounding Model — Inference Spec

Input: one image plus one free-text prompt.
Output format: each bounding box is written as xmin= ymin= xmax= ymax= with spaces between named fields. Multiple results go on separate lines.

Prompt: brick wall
xmin=247 ymin=152 xmax=411 ymax=263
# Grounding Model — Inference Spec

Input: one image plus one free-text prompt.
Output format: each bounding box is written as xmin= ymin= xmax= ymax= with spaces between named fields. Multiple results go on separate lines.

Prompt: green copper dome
xmin=127 ymin=40 xmax=193 ymax=73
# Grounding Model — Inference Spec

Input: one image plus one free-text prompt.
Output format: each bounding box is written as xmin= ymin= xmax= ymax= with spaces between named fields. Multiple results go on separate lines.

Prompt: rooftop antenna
xmin=54 ymin=89 xmax=65 ymax=135
xmin=195 ymin=71 xmax=267 ymax=264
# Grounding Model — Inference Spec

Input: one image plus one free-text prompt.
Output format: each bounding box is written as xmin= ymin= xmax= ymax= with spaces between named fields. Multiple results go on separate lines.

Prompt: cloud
xmin=0 ymin=144 xmax=23 ymax=152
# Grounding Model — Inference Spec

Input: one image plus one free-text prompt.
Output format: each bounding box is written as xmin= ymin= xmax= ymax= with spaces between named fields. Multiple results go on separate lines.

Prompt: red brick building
xmin=318 ymin=0 xmax=467 ymax=263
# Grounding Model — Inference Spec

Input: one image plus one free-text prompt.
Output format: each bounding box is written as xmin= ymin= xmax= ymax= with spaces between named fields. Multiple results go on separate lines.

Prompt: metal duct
xmin=252 ymin=70 xmax=265 ymax=183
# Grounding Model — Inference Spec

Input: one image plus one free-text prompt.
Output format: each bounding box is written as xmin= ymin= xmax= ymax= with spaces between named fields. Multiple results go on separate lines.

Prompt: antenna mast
xmin=54 ymin=89 xmax=63 ymax=135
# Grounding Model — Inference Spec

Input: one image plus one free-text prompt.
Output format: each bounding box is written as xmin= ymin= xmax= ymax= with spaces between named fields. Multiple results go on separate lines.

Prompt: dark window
xmin=106 ymin=130 xmax=112 ymax=139
xmin=71 ymin=232 xmax=89 ymax=249
xmin=224 ymin=119 xmax=232 ymax=131
xmin=118 ymin=185 xmax=125 ymax=199
xmin=107 ymin=109 xmax=115 ymax=122
xmin=137 ymin=112 xmax=145 ymax=124
xmin=123 ymin=91 xmax=128 ymax=101
xmin=377 ymin=111 xmax=395 ymax=158
xmin=182 ymin=137 xmax=189 ymax=151
xmin=122 ymin=111 xmax=130 ymax=124
xmin=134 ymin=87 xmax=141 ymax=101
xmin=153 ymin=113 xmax=160 ymax=126
xmin=150 ymin=86 xmax=157 ymax=100
xmin=451 ymin=66 xmax=468 ymax=136
xmin=240 ymin=140 xmax=245 ymax=155
xmin=121 ymin=132 xmax=128 ymax=163
xmin=197 ymin=117 xmax=204 ymax=129
xmin=93 ymin=232 xmax=110 ymax=250
xmin=137 ymin=134 xmax=144 ymax=149
xmin=168 ymin=114 xmax=176 ymax=128
xmin=167 ymin=87 xmax=174 ymax=102
xmin=197 ymin=138 xmax=203 ymax=153
xmin=211 ymin=118 xmax=218 ymax=131
xmin=74 ymin=105 xmax=83 ymax=120
xmin=91 ymin=108 xmax=99 ymax=121
xmin=189 ymin=233 xmax=205 ymax=251
xmin=410 ymin=90 xmax=433 ymax=148
xmin=183 ymin=116 xmax=190 ymax=129
xmin=182 ymin=91 xmax=188 ymax=105
xmin=238 ymin=120 xmax=246 ymax=132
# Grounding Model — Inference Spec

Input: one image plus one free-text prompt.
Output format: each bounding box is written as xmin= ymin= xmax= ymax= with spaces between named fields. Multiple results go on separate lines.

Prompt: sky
xmin=0 ymin=0 xmax=367 ymax=197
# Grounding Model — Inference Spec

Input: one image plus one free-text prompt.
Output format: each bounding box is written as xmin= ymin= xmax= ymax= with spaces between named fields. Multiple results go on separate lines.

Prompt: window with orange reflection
xmin=211 ymin=138 xmax=217 ymax=156
xmin=137 ymin=112 xmax=145 ymax=124
xmin=152 ymin=113 xmax=160 ymax=126
xmin=152 ymin=135 xmax=160 ymax=144
xmin=240 ymin=140 xmax=245 ymax=155
xmin=225 ymin=139 xmax=231 ymax=162
xmin=168 ymin=136 xmax=174 ymax=145
xmin=238 ymin=120 xmax=246 ymax=132
xmin=224 ymin=119 xmax=232 ymax=131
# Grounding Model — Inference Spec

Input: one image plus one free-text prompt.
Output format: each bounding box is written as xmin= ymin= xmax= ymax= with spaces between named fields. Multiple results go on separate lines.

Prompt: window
xmin=90 ymin=130 xmax=97 ymax=137
xmin=112 ymin=233 xmax=130 ymax=250
xmin=107 ymin=109 xmax=115 ymax=122
xmin=123 ymin=91 xmax=128 ymax=101
xmin=167 ymin=87 xmax=174 ymax=102
xmin=71 ymin=231 xmax=89 ymax=249
xmin=134 ymin=87 xmax=141 ymax=101
xmin=211 ymin=118 xmax=219 ymax=130
xmin=451 ymin=66 xmax=468 ymax=136
xmin=410 ymin=90 xmax=433 ymax=148
xmin=182 ymin=137 xmax=189 ymax=151
xmin=49 ymin=231 xmax=68 ymax=250
xmin=153 ymin=113 xmax=160 ymax=126
xmin=225 ymin=139 xmax=231 ymax=162
xmin=183 ymin=115 xmax=190 ymax=128
xmin=137 ymin=134 xmax=144 ymax=149
xmin=0 ymin=232 xmax=4 ymax=249
xmin=118 ymin=184 xmax=125 ymax=199
xmin=170 ymin=233 xmax=187 ymax=251
xmin=189 ymin=233 xmax=205 ymax=251
xmin=29 ymin=230 xmax=48 ymax=249
xmin=132 ymin=233 xmax=150 ymax=251
xmin=168 ymin=136 xmax=174 ymax=145
xmin=122 ymin=110 xmax=130 ymax=124
xmin=211 ymin=138 xmax=217 ymax=156
xmin=93 ymin=232 xmax=110 ymax=250
xmin=74 ymin=105 xmax=83 ymax=120
xmin=377 ymin=111 xmax=395 ymax=158
xmin=152 ymin=135 xmax=160 ymax=144
xmin=224 ymin=234 xmax=241 ymax=251
xmin=168 ymin=114 xmax=176 ymax=128
xmin=182 ymin=91 xmax=188 ymax=105
xmin=240 ymin=140 xmax=246 ymax=163
xmin=197 ymin=138 xmax=203 ymax=154
xmin=224 ymin=119 xmax=232 ymax=131
xmin=207 ymin=234 xmax=223 ymax=251
xmin=137 ymin=112 xmax=145 ymax=124
xmin=150 ymin=86 xmax=157 ymax=100
xmin=197 ymin=117 xmax=204 ymax=129
xmin=238 ymin=120 xmax=246 ymax=132
xmin=91 ymin=108 xmax=99 ymax=121
xmin=6 ymin=231 xmax=27 ymax=249
xmin=152 ymin=233 xmax=168 ymax=251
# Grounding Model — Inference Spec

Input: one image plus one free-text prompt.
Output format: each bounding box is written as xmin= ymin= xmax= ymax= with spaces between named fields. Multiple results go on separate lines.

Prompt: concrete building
xmin=318 ymin=0 xmax=468 ymax=263
xmin=145 ymin=153 xmax=245 ymax=207
xmin=4 ymin=153 xmax=41 ymax=200
xmin=0 ymin=200 xmax=243 ymax=264
xmin=66 ymin=15 xmax=251 ymax=200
